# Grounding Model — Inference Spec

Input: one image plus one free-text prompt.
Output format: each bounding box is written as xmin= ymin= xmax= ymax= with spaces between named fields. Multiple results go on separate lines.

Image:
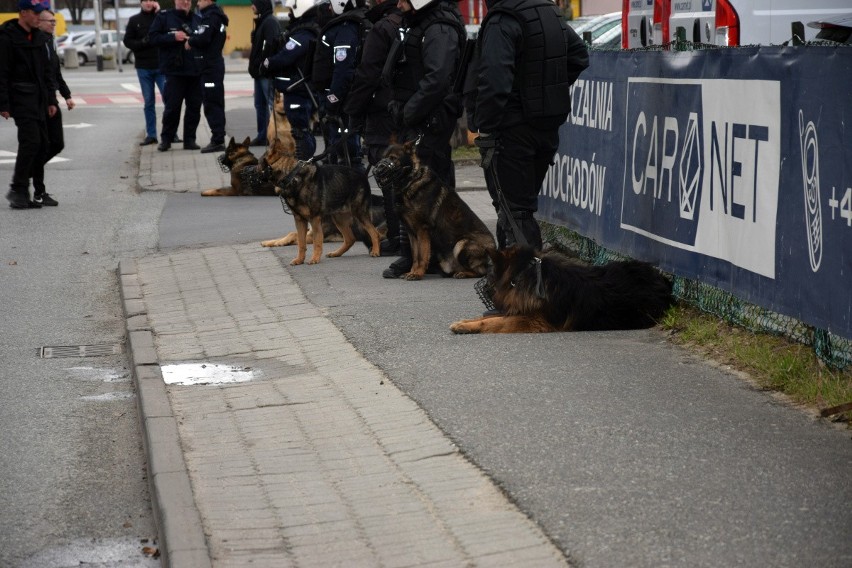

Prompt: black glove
xmin=474 ymin=133 xmax=498 ymax=170
xmin=348 ymin=114 xmax=366 ymax=135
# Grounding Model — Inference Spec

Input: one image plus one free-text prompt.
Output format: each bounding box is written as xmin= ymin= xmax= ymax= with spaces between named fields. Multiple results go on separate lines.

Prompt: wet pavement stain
xmin=160 ymin=363 xmax=260 ymax=386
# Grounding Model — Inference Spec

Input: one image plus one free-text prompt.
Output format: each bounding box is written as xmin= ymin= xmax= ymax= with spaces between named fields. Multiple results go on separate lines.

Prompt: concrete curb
xmin=118 ymin=258 xmax=212 ymax=568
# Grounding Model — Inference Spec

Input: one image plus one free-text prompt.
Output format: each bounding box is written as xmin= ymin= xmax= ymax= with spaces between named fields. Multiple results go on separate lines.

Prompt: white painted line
xmin=121 ymin=82 xmax=141 ymax=93
xmin=108 ymin=96 xmax=140 ymax=104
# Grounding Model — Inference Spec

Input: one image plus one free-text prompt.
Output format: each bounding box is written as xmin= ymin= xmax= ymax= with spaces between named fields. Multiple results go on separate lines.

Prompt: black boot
xmin=382 ymin=225 xmax=411 ymax=278
xmin=498 ymin=210 xmax=542 ymax=250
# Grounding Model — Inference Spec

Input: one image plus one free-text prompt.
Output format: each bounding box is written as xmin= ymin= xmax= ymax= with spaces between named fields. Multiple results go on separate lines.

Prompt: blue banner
xmin=539 ymin=47 xmax=852 ymax=340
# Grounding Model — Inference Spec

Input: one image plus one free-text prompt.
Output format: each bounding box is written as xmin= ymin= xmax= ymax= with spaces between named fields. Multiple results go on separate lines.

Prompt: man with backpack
xmin=262 ymin=0 xmax=321 ymax=159
xmin=311 ymin=0 xmax=369 ymax=169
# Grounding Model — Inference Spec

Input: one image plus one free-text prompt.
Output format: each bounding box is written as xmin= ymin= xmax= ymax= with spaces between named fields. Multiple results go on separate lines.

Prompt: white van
xmin=622 ymin=0 xmax=852 ymax=48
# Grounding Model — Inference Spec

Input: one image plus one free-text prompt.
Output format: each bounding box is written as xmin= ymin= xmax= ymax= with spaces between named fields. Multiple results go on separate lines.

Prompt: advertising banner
xmin=539 ymin=47 xmax=852 ymax=339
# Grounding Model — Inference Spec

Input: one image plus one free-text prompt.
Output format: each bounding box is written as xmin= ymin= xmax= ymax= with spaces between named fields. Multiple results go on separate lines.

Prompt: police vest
xmin=311 ymin=8 xmax=370 ymax=90
xmin=481 ymin=0 xmax=578 ymax=119
xmin=390 ymin=4 xmax=465 ymax=104
xmin=276 ymin=20 xmax=320 ymax=93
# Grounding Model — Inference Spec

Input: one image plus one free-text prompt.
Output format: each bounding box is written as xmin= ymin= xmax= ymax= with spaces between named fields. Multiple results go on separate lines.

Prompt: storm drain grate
xmin=40 ymin=344 xmax=124 ymax=359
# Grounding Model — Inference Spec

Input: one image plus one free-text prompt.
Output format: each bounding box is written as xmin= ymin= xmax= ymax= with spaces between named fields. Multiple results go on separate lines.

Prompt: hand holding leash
xmin=474 ymin=133 xmax=497 ymax=170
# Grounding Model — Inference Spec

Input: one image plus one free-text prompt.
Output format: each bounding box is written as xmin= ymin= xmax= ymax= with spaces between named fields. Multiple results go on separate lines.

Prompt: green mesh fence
xmin=540 ymin=222 xmax=852 ymax=370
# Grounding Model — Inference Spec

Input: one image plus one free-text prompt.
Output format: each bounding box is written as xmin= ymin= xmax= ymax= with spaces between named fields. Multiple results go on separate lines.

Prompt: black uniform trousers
xmin=32 ymin=108 xmax=64 ymax=195
xmin=161 ymin=74 xmax=203 ymax=144
xmin=201 ymin=60 xmax=226 ymax=144
xmin=484 ymin=122 xmax=559 ymax=249
xmin=10 ymin=117 xmax=49 ymax=195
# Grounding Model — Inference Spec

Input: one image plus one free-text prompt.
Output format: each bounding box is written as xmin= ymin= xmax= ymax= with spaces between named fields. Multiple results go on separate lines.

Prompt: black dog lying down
xmin=451 ymin=245 xmax=674 ymax=334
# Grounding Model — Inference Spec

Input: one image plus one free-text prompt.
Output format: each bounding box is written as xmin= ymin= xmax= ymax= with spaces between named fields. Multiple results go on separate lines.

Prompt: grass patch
xmin=452 ymin=145 xmax=480 ymax=161
xmin=661 ymin=303 xmax=852 ymax=425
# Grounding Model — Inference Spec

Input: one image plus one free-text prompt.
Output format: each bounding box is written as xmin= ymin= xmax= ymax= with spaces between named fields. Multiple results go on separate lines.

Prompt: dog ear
xmin=403 ymin=139 xmax=416 ymax=154
xmin=242 ymin=136 xmax=251 ymax=146
xmin=227 ymin=137 xmax=235 ymax=148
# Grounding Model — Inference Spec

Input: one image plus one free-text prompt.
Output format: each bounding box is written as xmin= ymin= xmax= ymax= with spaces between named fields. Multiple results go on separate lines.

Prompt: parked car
xmin=569 ymin=11 xmax=621 ymax=43
xmin=59 ymin=30 xmax=133 ymax=66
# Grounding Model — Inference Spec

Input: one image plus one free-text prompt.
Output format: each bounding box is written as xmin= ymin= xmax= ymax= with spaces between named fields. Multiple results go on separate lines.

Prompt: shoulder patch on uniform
xmin=286 ymin=39 xmax=297 ymax=50
xmin=334 ymin=47 xmax=349 ymax=62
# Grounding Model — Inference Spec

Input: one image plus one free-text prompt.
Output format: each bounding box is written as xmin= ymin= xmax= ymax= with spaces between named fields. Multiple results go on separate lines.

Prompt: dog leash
xmin=487 ymin=156 xmax=546 ymax=299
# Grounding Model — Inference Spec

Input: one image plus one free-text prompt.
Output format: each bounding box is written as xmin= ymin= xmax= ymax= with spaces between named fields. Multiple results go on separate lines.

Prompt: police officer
xmin=188 ymin=0 xmax=229 ymax=153
xmin=311 ymin=0 xmax=369 ymax=168
xmin=344 ymin=0 xmax=402 ymax=255
xmin=263 ymin=0 xmax=320 ymax=159
xmin=149 ymin=0 xmax=203 ymax=152
xmin=381 ymin=0 xmax=465 ymax=278
xmin=466 ymin=0 xmax=588 ymax=250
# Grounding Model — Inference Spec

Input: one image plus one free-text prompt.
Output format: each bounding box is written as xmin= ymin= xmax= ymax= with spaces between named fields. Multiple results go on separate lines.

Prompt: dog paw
xmin=402 ymin=272 xmax=423 ymax=281
xmin=307 ymin=258 xmax=321 ymax=265
xmin=450 ymin=322 xmax=476 ymax=334
xmin=290 ymin=258 xmax=304 ymax=266
xmin=326 ymin=252 xmax=341 ymax=258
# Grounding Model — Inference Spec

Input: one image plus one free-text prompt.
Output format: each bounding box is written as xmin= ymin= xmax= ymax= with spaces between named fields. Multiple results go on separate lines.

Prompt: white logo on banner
xmin=798 ymin=110 xmax=823 ymax=273
xmin=622 ymin=78 xmax=781 ymax=279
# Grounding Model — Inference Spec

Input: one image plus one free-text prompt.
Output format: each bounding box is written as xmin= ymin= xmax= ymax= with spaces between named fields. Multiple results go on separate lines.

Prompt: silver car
xmin=59 ymin=30 xmax=133 ymax=66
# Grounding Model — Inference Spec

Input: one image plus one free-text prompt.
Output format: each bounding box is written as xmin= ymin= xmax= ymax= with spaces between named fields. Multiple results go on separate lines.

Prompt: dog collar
xmin=511 ymin=256 xmax=545 ymax=299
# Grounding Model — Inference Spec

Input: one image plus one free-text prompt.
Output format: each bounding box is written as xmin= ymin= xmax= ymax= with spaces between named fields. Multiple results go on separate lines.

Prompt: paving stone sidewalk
xmin=121 ymin=244 xmax=567 ymax=567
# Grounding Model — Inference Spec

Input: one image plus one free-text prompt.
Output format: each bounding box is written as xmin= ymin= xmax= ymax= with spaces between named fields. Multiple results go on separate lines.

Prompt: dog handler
xmin=465 ymin=0 xmax=588 ymax=250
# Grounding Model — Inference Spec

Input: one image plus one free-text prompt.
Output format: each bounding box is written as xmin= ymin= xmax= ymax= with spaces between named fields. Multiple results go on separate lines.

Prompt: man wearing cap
xmin=0 ymin=0 xmax=59 ymax=209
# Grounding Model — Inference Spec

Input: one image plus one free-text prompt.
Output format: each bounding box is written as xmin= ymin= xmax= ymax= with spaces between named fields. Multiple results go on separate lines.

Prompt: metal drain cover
xmin=40 ymin=344 xmax=124 ymax=359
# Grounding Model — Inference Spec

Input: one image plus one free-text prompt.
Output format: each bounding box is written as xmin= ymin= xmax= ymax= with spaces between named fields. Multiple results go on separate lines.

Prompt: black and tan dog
xmin=450 ymin=245 xmax=673 ymax=334
xmin=202 ymin=137 xmax=260 ymax=197
xmin=374 ymin=141 xmax=495 ymax=280
xmin=267 ymin=160 xmax=382 ymax=265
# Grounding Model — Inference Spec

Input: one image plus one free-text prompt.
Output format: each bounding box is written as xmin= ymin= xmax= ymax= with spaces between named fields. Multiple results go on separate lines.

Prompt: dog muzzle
xmin=239 ymin=165 xmax=274 ymax=195
xmin=374 ymin=158 xmax=411 ymax=193
xmin=216 ymin=153 xmax=231 ymax=173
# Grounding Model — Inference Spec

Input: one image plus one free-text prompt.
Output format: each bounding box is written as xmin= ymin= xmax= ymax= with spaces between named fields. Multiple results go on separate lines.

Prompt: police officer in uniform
xmin=149 ymin=0 xmax=203 ymax=151
xmin=263 ymin=0 xmax=320 ymax=159
xmin=344 ymin=0 xmax=403 ymax=255
xmin=188 ymin=0 xmax=229 ymax=153
xmin=381 ymin=0 xmax=465 ymax=277
xmin=311 ymin=0 xmax=369 ymax=169
xmin=466 ymin=0 xmax=588 ymax=250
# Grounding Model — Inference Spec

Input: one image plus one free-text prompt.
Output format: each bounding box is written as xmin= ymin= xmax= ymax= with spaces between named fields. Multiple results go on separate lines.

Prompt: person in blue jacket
xmin=148 ymin=0 xmax=203 ymax=151
xmin=188 ymin=0 xmax=229 ymax=153
xmin=262 ymin=0 xmax=320 ymax=159
xmin=311 ymin=0 xmax=368 ymax=169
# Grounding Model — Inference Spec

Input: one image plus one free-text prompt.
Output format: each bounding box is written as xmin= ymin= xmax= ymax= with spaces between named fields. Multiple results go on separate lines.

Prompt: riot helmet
xmin=283 ymin=0 xmax=316 ymax=18
xmin=408 ymin=0 xmax=439 ymax=10
xmin=329 ymin=0 xmax=353 ymax=15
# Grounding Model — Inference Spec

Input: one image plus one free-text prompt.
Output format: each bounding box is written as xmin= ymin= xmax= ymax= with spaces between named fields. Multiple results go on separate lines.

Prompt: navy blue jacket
xmin=188 ymin=2 xmax=229 ymax=71
xmin=148 ymin=8 xmax=202 ymax=76
xmin=265 ymin=19 xmax=318 ymax=97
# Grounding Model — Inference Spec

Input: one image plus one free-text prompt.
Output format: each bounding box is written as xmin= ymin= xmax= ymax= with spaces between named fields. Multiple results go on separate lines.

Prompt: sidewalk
xmin=123 ymin=136 xmax=562 ymax=566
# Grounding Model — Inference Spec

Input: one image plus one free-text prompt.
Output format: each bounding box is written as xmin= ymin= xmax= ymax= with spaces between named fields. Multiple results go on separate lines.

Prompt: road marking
xmin=64 ymin=123 xmax=94 ymax=129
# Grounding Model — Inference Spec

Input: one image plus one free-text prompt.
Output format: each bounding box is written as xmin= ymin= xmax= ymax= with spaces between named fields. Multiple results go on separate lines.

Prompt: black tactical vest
xmin=311 ymin=8 xmax=370 ymax=90
xmin=390 ymin=3 xmax=465 ymax=104
xmin=481 ymin=0 xmax=585 ymax=119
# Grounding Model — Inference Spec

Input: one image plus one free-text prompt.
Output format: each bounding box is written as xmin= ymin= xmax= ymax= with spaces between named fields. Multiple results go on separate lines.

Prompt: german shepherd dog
xmin=450 ymin=246 xmax=673 ymax=334
xmin=268 ymin=160 xmax=382 ymax=265
xmin=202 ymin=137 xmax=260 ymax=197
xmin=374 ymin=141 xmax=496 ymax=280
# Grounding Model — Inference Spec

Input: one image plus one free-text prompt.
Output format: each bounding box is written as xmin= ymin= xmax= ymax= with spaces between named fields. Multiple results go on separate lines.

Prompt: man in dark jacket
xmin=467 ymin=0 xmax=588 ymax=250
xmin=0 ymin=0 xmax=58 ymax=210
xmin=311 ymin=0 xmax=369 ymax=169
xmin=31 ymin=9 xmax=75 ymax=207
xmin=344 ymin=0 xmax=402 ymax=255
xmin=381 ymin=0 xmax=465 ymax=277
xmin=149 ymin=0 xmax=203 ymax=151
xmin=262 ymin=0 xmax=321 ymax=159
xmin=248 ymin=0 xmax=282 ymax=146
xmin=188 ymin=0 xmax=229 ymax=153
xmin=124 ymin=0 xmax=166 ymax=146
